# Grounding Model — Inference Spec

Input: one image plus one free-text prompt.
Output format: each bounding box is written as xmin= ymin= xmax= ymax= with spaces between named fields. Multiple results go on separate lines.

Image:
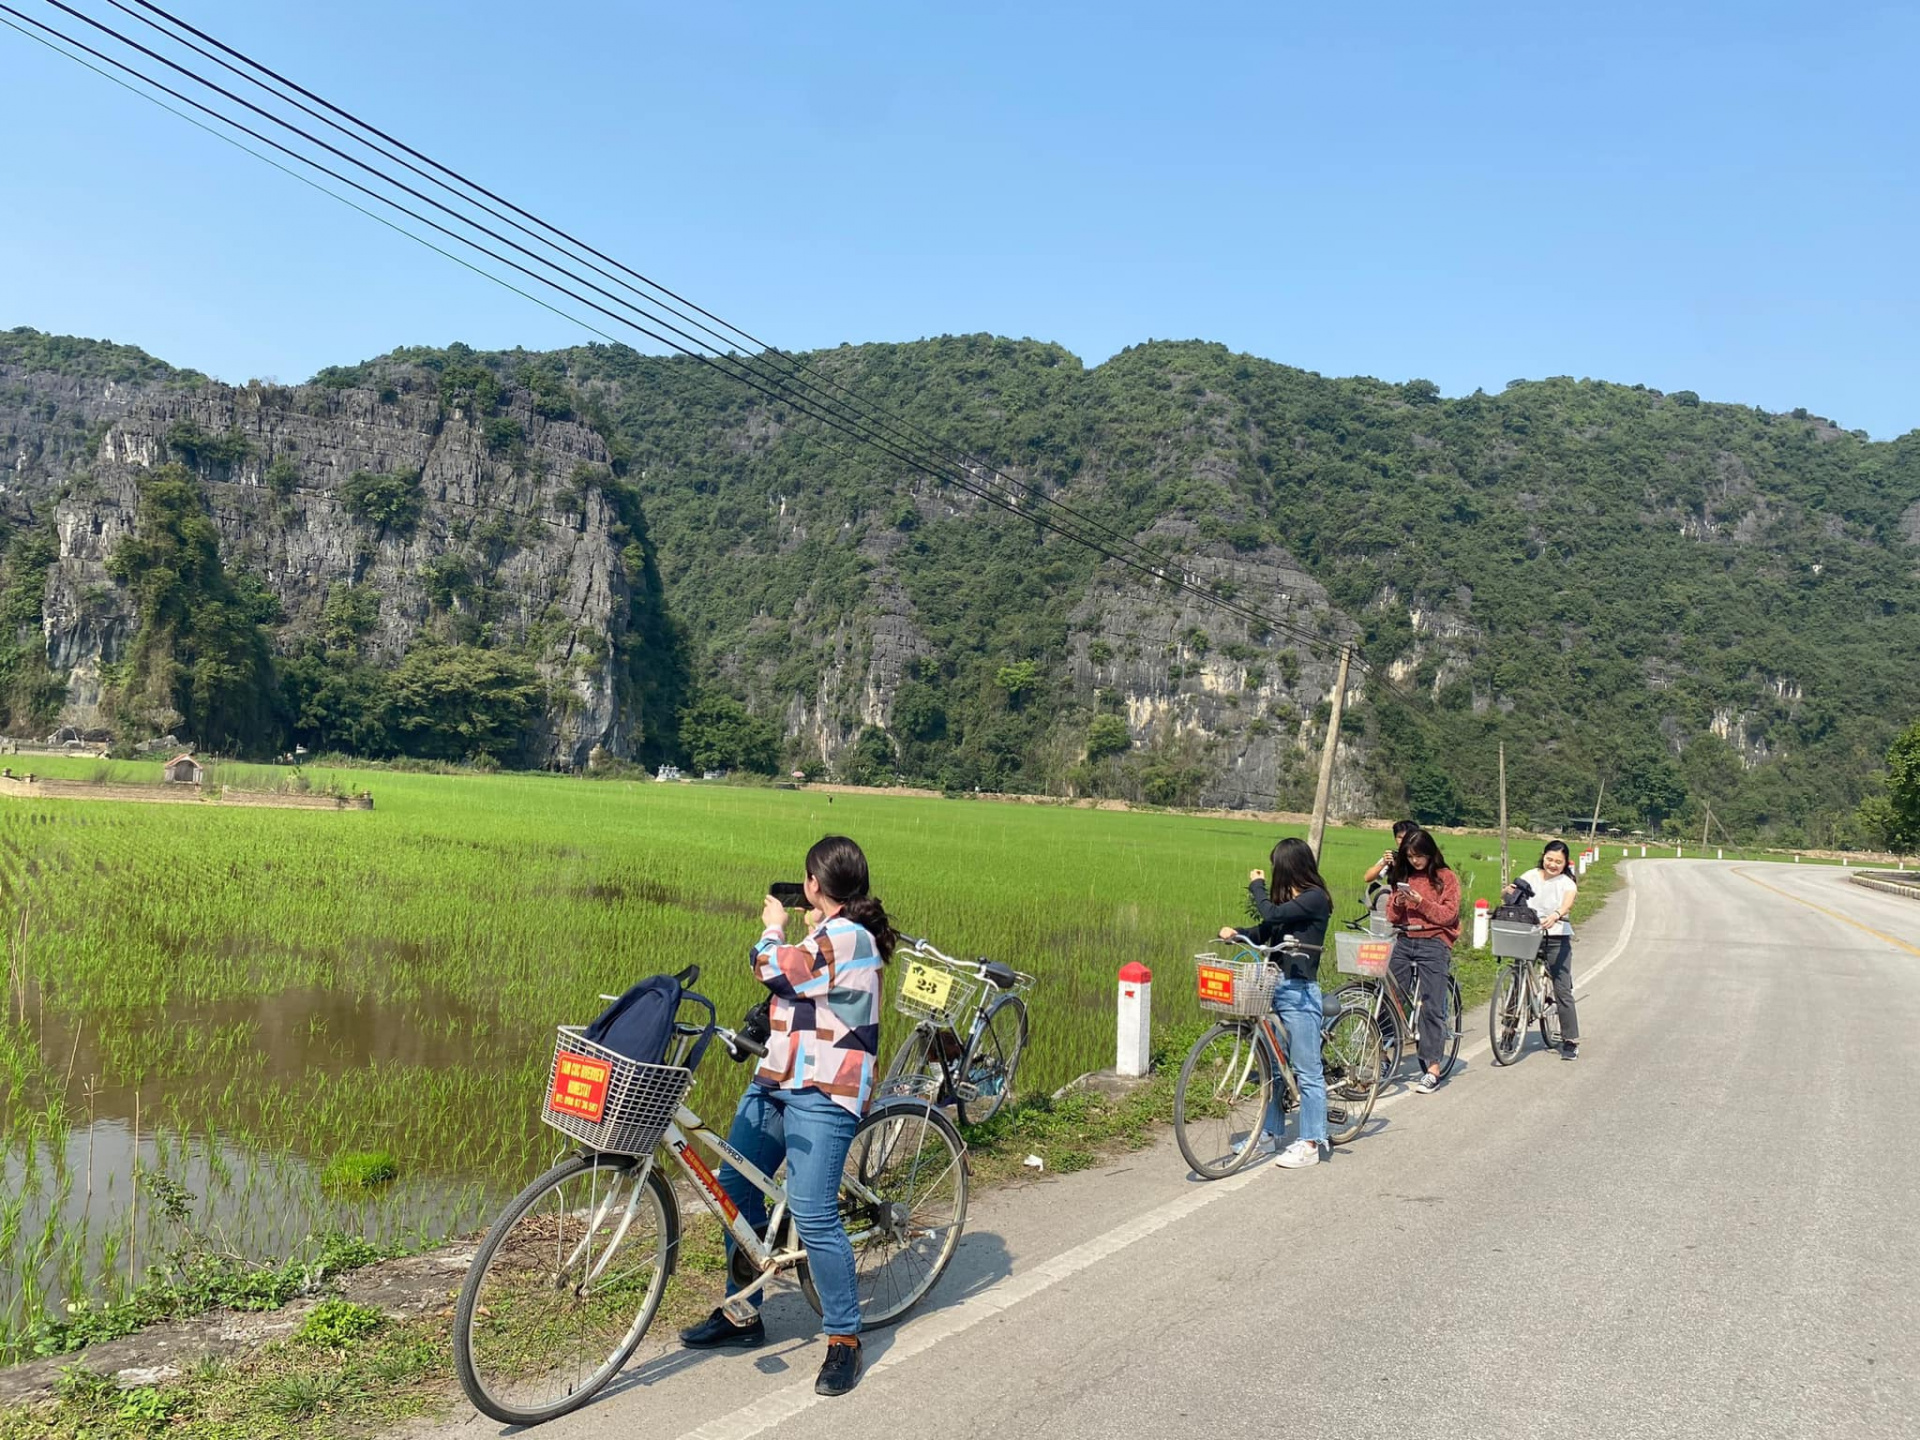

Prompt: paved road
xmin=429 ymin=861 xmax=1919 ymax=1440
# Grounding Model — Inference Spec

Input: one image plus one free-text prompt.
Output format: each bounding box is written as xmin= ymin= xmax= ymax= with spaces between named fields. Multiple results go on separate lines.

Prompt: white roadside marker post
xmin=1117 ymin=963 xmax=1152 ymax=1079
xmin=1472 ymin=897 xmax=1490 ymax=950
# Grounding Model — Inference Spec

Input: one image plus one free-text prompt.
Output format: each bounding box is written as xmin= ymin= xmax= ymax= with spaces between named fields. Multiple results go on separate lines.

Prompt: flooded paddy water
xmin=0 ymin=755 xmax=1521 ymax=1358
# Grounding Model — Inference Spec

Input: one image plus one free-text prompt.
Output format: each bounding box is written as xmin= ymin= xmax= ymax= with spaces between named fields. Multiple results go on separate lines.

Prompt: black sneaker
xmin=815 ymin=1338 xmax=862 ymax=1396
xmin=1561 ymin=1043 xmax=1580 ymax=1061
xmin=679 ymin=1308 xmax=766 ymax=1349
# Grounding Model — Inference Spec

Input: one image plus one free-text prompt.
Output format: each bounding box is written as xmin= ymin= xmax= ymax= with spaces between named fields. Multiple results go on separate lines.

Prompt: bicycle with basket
xmin=1171 ymin=940 xmax=1385 ymax=1179
xmin=1486 ymin=898 xmax=1563 ymax=1065
xmin=1330 ymin=911 xmax=1464 ymax=1084
xmin=877 ymin=934 xmax=1034 ymax=1126
xmin=450 ymin=966 xmax=968 ymax=1427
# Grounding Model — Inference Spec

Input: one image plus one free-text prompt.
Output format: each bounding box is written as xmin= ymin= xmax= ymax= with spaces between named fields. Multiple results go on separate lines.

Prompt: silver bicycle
xmin=878 ymin=935 xmax=1034 ymax=1127
xmin=452 ymin=971 xmax=968 ymax=1426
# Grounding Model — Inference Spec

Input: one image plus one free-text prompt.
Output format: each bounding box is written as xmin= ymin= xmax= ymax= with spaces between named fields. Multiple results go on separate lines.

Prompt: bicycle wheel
xmin=1538 ymin=967 xmax=1563 ymax=1052
xmin=1335 ymin=981 xmax=1402 ymax=1085
xmin=1489 ymin=964 xmax=1527 ymax=1066
xmin=1437 ymin=974 xmax=1465 ymax=1078
xmin=453 ymin=1153 xmax=676 ymax=1427
xmin=1321 ymin=1008 xmax=1383 ymax=1146
xmin=957 ymin=994 xmax=1028 ymax=1127
xmin=1173 ymin=1022 xmax=1273 ymax=1180
xmin=880 ymin=1024 xmax=946 ymax=1104
xmin=799 ymin=1100 xmax=969 ymax=1327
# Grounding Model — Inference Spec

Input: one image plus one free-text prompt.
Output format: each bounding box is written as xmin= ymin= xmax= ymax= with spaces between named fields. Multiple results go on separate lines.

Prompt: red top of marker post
xmin=1118 ymin=962 xmax=1153 ymax=983
xmin=1474 ymin=897 xmax=1489 ymax=909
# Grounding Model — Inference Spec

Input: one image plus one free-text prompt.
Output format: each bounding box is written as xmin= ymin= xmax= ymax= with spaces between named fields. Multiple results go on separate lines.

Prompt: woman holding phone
xmin=679 ymin=835 xmax=893 ymax=1398
xmin=1385 ymin=827 xmax=1461 ymax=1095
xmin=1219 ymin=836 xmax=1334 ymax=1168
xmin=1362 ymin=819 xmax=1417 ymax=917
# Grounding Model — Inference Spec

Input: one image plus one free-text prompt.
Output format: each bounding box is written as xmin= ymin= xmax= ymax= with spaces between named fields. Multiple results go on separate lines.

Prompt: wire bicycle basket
xmin=541 ymin=1026 xmax=694 ymax=1156
xmin=1490 ymin=920 xmax=1547 ymax=961
xmin=1192 ymin=952 xmax=1279 ymax=1017
xmin=892 ymin=947 xmax=985 ymax=1030
xmin=1334 ymin=930 xmax=1395 ymax=978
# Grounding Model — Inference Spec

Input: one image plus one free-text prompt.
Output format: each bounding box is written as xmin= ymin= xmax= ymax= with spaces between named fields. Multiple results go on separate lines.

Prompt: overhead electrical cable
xmin=21 ymin=1 xmax=1363 ymax=664
xmin=8 ymin=0 xmax=1455 ymax=717
xmin=13 ymin=2 xmax=1357 ymax=660
xmin=113 ymin=0 xmax=1217 ymax=590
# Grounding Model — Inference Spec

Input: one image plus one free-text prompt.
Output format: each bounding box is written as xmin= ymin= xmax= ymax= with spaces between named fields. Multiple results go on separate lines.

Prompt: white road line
xmin=674 ymin=881 xmax=1643 ymax=1440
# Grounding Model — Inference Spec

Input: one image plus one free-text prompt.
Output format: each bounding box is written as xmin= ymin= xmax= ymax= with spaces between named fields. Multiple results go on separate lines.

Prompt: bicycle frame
xmin=657 ymin=1106 xmax=801 ymax=1304
xmin=904 ymin=1004 xmax=989 ymax=1103
xmin=1217 ymin=1010 xmax=1302 ymax=1113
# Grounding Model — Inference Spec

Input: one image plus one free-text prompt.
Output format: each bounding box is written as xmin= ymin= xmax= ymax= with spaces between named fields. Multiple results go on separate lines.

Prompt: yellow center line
xmin=1733 ymin=867 xmax=1920 ymax=957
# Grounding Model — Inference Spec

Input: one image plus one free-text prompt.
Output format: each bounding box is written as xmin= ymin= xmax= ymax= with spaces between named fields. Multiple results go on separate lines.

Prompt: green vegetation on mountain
xmin=7 ymin=328 xmax=1918 ymax=845
xmin=104 ymin=464 xmax=281 ymax=751
xmin=0 ymin=327 xmax=203 ymax=388
xmin=537 ymin=336 xmax=1920 ymax=842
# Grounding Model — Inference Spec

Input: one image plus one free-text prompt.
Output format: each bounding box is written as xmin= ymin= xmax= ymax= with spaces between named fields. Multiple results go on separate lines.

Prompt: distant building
xmin=164 ymin=753 xmax=205 ymax=785
xmin=654 ymin=764 xmax=682 ymax=783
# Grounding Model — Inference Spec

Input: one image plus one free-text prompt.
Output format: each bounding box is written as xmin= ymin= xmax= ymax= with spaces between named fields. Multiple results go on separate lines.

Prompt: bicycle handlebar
xmin=1221 ymin=936 xmax=1324 ymax=956
xmin=897 ymin=935 xmax=1004 ymax=977
xmin=671 ymin=1018 xmax=768 ymax=1063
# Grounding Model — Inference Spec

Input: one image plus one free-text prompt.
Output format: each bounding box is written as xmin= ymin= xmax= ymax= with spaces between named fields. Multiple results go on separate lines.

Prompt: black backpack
xmin=584 ymin=966 xmax=714 ymax=1070
xmin=1495 ymin=876 xmax=1538 ymax=926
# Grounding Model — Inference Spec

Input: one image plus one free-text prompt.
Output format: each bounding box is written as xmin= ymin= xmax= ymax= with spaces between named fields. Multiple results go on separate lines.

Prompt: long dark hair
xmin=1540 ymin=839 xmax=1574 ymax=874
xmin=1396 ymin=826 xmax=1451 ymax=884
xmin=1268 ymin=836 xmax=1329 ymax=902
xmin=806 ymin=834 xmax=896 ymax=963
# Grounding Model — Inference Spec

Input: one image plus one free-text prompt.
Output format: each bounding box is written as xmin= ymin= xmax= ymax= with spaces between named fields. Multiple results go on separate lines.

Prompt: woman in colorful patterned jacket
xmin=679 ymin=835 xmax=893 ymax=1399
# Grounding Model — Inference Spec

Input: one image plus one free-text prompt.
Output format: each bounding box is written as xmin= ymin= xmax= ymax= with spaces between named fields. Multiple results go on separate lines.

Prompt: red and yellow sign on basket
xmin=548 ymin=1051 xmax=613 ymax=1123
xmin=1350 ymin=939 xmax=1392 ymax=977
xmin=1196 ymin=963 xmax=1236 ymax=1006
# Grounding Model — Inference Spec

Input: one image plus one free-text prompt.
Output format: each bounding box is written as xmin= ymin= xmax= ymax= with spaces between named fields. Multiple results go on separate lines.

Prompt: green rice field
xmin=0 ymin=756 xmax=1615 ymax=1357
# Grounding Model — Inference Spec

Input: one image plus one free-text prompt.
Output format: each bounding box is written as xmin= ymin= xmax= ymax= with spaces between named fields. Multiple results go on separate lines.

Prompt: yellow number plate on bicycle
xmin=903 ymin=961 xmax=955 ymax=1011
xmin=1197 ymin=964 xmax=1236 ymax=1005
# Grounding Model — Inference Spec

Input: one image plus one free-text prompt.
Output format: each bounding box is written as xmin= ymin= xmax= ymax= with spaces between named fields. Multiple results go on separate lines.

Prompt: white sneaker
xmin=1274 ymin=1140 xmax=1321 ymax=1169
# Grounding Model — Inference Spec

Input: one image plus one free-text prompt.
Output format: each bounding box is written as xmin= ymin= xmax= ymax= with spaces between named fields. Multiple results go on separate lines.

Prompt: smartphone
xmin=770 ymin=881 xmax=808 ymax=907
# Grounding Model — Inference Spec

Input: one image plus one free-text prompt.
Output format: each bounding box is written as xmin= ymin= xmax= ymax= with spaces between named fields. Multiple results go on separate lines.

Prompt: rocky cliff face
xmin=27 ymin=371 xmax=643 ymax=766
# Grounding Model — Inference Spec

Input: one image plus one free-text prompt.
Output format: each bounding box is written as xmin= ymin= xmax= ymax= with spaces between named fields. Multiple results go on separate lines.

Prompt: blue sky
xmin=2 ymin=1 xmax=1915 ymax=435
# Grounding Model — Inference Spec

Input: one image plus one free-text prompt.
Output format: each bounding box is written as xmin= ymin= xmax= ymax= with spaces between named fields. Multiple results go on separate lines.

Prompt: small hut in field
xmin=164 ymin=753 xmax=204 ymax=785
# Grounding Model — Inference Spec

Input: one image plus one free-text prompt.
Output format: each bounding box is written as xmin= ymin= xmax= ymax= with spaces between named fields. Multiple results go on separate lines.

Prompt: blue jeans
xmin=1269 ymin=978 xmax=1328 ymax=1150
xmin=717 ymin=1084 xmax=862 ymax=1335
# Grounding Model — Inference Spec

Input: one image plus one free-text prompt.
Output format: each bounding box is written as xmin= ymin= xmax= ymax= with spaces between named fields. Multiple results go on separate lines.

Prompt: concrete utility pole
xmin=1498 ymin=741 xmax=1509 ymax=886
xmin=1587 ymin=776 xmax=1606 ymax=841
xmin=1307 ymin=644 xmax=1352 ymax=861
xmin=1701 ymin=803 xmax=1713 ymax=849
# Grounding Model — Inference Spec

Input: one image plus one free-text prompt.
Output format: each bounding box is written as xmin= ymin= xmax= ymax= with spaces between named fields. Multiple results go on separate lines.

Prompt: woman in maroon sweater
xmin=1384 ymin=827 xmax=1462 ymax=1095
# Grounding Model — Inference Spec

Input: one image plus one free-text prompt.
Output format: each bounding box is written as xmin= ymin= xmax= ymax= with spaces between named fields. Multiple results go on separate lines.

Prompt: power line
xmin=14 ymin=1 xmax=1363 ymax=663
xmin=8 ymin=0 xmax=1454 ymax=724
xmin=113 ymin=0 xmax=1219 ymax=594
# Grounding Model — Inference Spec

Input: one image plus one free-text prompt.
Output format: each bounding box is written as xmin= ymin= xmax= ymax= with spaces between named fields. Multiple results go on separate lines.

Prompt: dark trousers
xmin=1389 ymin=935 xmax=1453 ymax=1073
xmin=1544 ymin=935 xmax=1579 ymax=1043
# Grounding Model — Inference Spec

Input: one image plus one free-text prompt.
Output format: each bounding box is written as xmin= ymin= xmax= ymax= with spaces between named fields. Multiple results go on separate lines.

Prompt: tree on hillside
xmin=679 ymin=693 xmax=778 ymax=774
xmin=387 ymin=644 xmax=545 ymax=763
xmin=1885 ymin=720 xmax=1920 ymax=851
xmin=105 ymin=464 xmax=280 ymax=752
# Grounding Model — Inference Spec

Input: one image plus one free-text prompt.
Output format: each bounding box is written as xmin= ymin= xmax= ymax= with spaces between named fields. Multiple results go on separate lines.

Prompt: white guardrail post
xmin=1117 ymin=963 xmax=1152 ymax=1078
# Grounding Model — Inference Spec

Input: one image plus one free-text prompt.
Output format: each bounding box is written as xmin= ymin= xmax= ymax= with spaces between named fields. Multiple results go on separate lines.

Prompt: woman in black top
xmin=1219 ymin=836 xmax=1333 ymax=1169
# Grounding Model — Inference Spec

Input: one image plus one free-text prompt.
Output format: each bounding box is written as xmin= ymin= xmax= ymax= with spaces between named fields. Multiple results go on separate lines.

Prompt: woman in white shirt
xmin=1505 ymin=840 xmax=1582 ymax=1059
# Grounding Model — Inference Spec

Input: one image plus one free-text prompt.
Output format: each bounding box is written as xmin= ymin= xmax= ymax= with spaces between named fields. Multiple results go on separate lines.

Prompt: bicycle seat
xmin=979 ymin=960 xmax=1018 ymax=990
